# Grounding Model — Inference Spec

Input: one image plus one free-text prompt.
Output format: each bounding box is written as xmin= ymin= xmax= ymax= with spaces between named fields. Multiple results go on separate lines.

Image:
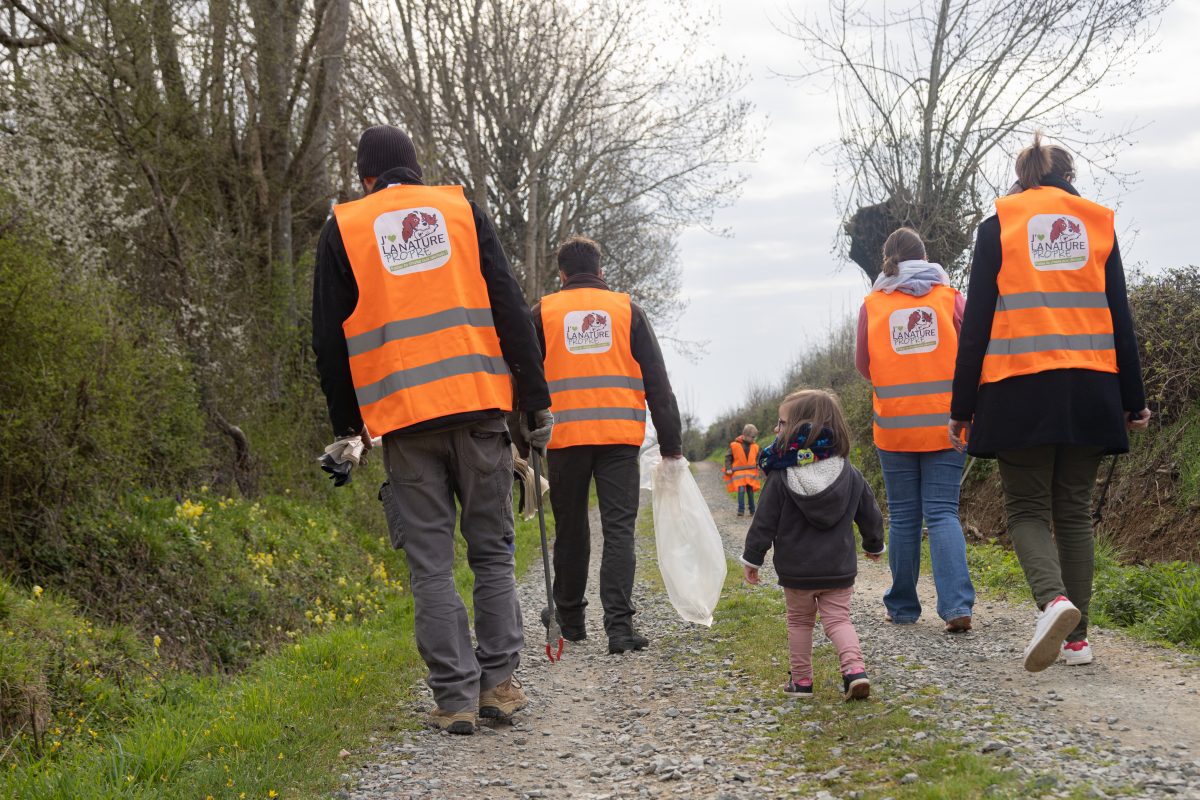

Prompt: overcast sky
xmin=663 ymin=0 xmax=1200 ymax=427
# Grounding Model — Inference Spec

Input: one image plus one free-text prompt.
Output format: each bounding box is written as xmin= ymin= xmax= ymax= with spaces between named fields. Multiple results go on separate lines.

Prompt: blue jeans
xmin=737 ymin=485 xmax=756 ymax=514
xmin=877 ymin=448 xmax=975 ymax=623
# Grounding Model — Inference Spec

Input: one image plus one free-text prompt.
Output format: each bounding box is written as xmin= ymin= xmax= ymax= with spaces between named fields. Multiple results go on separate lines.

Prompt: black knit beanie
xmin=356 ymin=125 xmax=422 ymax=181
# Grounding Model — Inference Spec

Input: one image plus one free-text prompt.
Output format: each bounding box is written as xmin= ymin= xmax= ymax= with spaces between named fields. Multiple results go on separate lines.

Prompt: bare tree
xmin=350 ymin=0 xmax=755 ymax=321
xmin=786 ymin=0 xmax=1169 ymax=281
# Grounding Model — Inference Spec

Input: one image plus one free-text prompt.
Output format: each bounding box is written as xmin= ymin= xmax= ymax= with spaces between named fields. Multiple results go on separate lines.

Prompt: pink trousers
xmin=784 ymin=585 xmax=865 ymax=682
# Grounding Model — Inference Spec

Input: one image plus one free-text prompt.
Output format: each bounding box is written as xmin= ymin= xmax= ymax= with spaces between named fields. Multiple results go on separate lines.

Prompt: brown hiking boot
xmin=479 ymin=675 xmax=527 ymax=720
xmin=945 ymin=616 xmax=972 ymax=633
xmin=427 ymin=707 xmax=475 ymax=735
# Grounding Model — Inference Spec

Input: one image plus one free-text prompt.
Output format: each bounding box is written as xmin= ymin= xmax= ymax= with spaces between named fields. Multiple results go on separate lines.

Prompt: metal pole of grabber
xmin=529 ymin=442 xmax=564 ymax=663
xmin=960 ymin=455 xmax=978 ymax=488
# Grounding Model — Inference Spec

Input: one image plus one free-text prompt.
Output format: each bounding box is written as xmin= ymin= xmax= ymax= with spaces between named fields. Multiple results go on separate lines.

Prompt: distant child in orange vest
xmin=741 ymin=389 xmax=885 ymax=700
xmin=724 ymin=424 xmax=761 ymax=516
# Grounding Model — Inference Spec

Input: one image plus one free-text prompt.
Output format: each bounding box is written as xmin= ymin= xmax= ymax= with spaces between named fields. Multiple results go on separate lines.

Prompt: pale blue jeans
xmin=877 ymin=448 xmax=976 ymax=623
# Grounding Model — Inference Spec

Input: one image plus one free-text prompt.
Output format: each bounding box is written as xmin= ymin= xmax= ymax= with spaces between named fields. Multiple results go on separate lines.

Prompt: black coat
xmin=741 ymin=461 xmax=885 ymax=590
xmin=311 ymin=168 xmax=550 ymax=437
xmin=950 ymin=175 xmax=1146 ymax=458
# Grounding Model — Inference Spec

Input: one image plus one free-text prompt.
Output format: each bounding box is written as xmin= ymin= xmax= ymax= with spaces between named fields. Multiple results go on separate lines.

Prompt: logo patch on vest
xmin=563 ymin=310 xmax=612 ymax=354
xmin=373 ymin=207 xmax=452 ymax=275
xmin=1027 ymin=214 xmax=1089 ymax=271
xmin=889 ymin=306 xmax=939 ymax=354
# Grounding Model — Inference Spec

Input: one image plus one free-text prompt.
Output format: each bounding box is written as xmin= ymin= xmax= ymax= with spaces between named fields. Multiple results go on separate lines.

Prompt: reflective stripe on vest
xmin=345 ymin=307 xmax=497 ymax=357
xmin=541 ymin=288 xmax=646 ymax=449
xmin=864 ymin=284 xmax=959 ymax=452
xmin=554 ymin=407 xmax=648 ymax=423
xmin=726 ymin=440 xmax=760 ymax=492
xmin=547 ymin=375 xmax=646 ymax=393
xmin=982 ymin=187 xmax=1117 ymax=385
xmin=333 ymin=185 xmax=512 ymax=435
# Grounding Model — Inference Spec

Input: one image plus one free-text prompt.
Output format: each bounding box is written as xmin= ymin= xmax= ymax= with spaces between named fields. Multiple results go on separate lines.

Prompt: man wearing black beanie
xmin=312 ymin=125 xmax=554 ymax=735
xmin=354 ymin=124 xmax=422 ymax=182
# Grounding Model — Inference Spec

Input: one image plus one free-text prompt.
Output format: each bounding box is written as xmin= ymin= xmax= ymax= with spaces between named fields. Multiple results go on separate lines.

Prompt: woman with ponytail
xmin=949 ymin=133 xmax=1150 ymax=673
xmin=855 ymin=228 xmax=975 ymax=633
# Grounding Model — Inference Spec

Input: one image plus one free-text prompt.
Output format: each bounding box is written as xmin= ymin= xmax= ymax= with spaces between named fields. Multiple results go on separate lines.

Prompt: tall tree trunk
xmin=523 ymin=176 xmax=540 ymax=301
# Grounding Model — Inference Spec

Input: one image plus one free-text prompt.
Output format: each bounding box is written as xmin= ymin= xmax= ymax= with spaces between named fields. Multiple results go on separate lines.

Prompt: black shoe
xmin=842 ymin=671 xmax=870 ymax=701
xmin=607 ymin=632 xmax=649 ymax=654
xmin=541 ymin=606 xmax=586 ymax=642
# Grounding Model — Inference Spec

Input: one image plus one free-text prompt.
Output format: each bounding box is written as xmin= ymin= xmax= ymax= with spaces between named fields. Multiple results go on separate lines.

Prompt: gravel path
xmin=338 ymin=460 xmax=1200 ymax=800
xmin=696 ymin=460 xmax=1200 ymax=799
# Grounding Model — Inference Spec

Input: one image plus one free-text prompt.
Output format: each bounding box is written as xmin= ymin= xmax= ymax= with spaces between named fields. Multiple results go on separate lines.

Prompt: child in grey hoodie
xmin=741 ymin=389 xmax=885 ymax=700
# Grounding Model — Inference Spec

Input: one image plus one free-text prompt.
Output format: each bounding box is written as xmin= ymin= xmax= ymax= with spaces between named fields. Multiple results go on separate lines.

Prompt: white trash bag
xmin=639 ymin=444 xmax=662 ymax=491
xmin=651 ymin=458 xmax=727 ymax=626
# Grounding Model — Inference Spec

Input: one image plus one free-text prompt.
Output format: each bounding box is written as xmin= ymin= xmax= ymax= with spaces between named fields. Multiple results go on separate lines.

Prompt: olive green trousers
xmin=996 ymin=445 xmax=1105 ymax=643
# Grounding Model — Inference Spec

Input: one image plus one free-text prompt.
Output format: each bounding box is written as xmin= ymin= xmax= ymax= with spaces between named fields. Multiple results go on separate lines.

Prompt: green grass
xmin=0 ymin=494 xmax=545 ymax=799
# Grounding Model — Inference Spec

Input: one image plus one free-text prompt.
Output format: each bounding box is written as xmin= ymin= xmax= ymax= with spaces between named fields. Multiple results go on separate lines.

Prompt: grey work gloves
xmin=520 ymin=409 xmax=555 ymax=455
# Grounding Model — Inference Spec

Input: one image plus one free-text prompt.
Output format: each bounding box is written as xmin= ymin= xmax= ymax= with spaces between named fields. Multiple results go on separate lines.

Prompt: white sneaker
xmin=1023 ymin=595 xmax=1081 ymax=673
xmin=1061 ymin=639 xmax=1094 ymax=666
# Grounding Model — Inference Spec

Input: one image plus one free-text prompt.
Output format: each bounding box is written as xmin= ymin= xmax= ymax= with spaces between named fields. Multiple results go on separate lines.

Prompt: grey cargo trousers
xmin=380 ymin=415 xmax=523 ymax=712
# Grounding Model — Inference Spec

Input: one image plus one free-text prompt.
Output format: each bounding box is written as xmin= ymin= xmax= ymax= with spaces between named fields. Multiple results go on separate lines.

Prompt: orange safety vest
xmin=541 ymin=287 xmax=646 ymax=449
xmin=333 ymin=184 xmax=512 ymax=436
xmin=865 ymin=283 xmax=960 ymax=452
xmin=983 ymin=187 xmax=1117 ymax=385
xmin=725 ymin=440 xmax=761 ymax=493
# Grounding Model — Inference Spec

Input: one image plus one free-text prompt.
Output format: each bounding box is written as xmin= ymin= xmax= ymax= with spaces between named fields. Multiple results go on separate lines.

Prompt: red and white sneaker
xmin=1023 ymin=595 xmax=1081 ymax=673
xmin=1061 ymin=639 xmax=1094 ymax=666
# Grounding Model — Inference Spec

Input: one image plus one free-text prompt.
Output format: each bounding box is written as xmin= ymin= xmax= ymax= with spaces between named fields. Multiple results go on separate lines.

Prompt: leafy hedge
xmin=0 ymin=202 xmax=209 ymax=583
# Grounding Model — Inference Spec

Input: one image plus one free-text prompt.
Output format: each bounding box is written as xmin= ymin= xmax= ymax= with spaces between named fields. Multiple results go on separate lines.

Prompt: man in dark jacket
xmin=312 ymin=125 xmax=552 ymax=734
xmin=531 ymin=236 xmax=683 ymax=654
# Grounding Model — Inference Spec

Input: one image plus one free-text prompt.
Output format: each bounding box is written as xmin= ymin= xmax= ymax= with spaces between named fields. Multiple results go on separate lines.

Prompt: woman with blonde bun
xmin=949 ymin=133 xmax=1150 ymax=672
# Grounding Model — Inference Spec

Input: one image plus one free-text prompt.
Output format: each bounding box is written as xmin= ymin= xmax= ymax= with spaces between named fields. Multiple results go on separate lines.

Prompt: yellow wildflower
xmin=31 ymin=585 xmax=43 ymax=599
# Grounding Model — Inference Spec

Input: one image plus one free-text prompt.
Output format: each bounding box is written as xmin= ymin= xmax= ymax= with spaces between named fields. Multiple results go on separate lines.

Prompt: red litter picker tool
xmin=528 ymin=439 xmax=564 ymax=663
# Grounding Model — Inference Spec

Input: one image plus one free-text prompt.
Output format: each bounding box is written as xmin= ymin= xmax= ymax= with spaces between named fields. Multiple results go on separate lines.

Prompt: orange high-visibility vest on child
xmin=332 ymin=184 xmax=512 ymax=436
xmin=983 ymin=187 xmax=1117 ymax=385
xmin=725 ymin=440 xmax=761 ymax=493
xmin=541 ymin=288 xmax=647 ymax=448
xmin=864 ymin=284 xmax=959 ymax=452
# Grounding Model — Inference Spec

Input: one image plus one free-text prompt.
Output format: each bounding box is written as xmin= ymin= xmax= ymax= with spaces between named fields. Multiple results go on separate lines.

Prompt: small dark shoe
xmin=945 ymin=616 xmax=972 ymax=633
xmin=736 ymin=511 xmax=745 ymax=517
xmin=608 ymin=632 xmax=650 ymax=654
xmin=842 ymin=671 xmax=870 ymax=701
xmin=782 ymin=672 xmax=814 ymax=699
xmin=541 ymin=606 xmax=586 ymax=642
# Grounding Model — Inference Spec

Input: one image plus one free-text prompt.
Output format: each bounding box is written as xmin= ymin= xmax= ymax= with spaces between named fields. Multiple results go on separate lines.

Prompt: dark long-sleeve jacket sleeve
xmin=1103 ymin=239 xmax=1146 ymax=412
xmin=471 ymin=202 xmax=550 ymax=412
xmin=312 ymin=218 xmax=364 ymax=437
xmin=950 ymin=215 xmax=1002 ymax=421
xmin=741 ymin=472 xmax=784 ymax=567
xmin=854 ymin=480 xmax=885 ymax=554
xmin=629 ymin=302 xmax=683 ymax=457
